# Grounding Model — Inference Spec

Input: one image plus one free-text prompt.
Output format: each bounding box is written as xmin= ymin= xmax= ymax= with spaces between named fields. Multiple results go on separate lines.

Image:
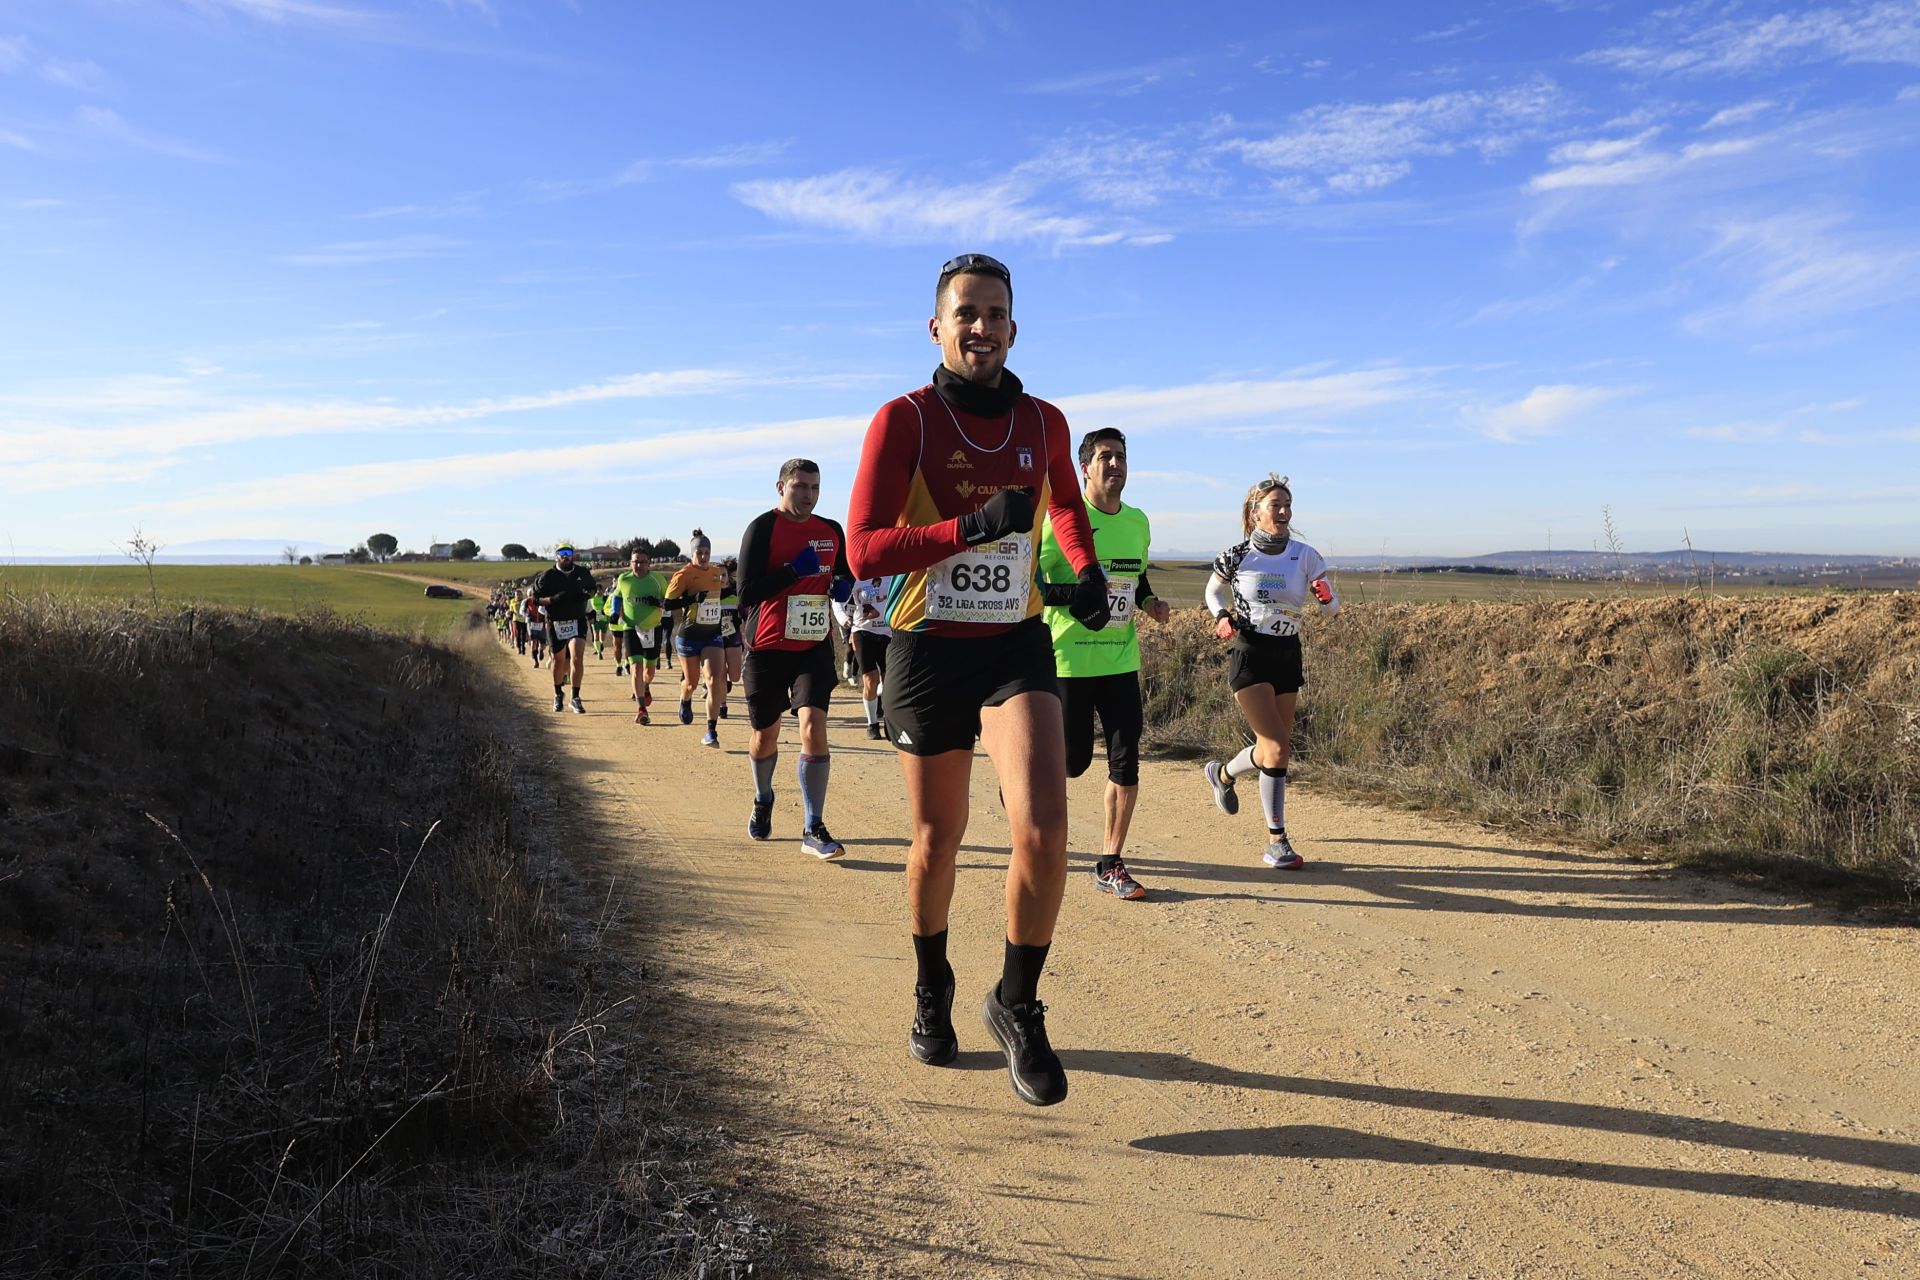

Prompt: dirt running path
xmin=496 ymin=639 xmax=1918 ymax=1278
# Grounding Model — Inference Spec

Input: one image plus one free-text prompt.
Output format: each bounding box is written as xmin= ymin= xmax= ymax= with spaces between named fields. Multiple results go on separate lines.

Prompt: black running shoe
xmin=980 ymin=984 xmax=1068 ymax=1106
xmin=910 ymin=973 xmax=958 ymax=1066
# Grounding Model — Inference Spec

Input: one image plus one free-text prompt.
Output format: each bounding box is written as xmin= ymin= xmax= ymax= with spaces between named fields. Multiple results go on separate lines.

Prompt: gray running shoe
xmin=980 ymin=984 xmax=1067 ymax=1107
xmin=552 ymin=691 xmax=565 ymax=713
xmin=1263 ymin=831 xmax=1305 ymax=870
xmin=1204 ymin=760 xmax=1239 ymax=815
xmin=571 ymin=693 xmax=585 ymax=715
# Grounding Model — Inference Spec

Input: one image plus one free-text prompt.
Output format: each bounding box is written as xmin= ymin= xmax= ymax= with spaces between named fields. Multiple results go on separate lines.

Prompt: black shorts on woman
xmin=1227 ymin=632 xmax=1304 ymax=695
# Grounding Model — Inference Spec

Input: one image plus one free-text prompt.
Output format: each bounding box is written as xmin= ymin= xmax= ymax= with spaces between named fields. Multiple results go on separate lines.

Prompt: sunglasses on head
xmin=1253 ymin=476 xmax=1291 ymax=495
xmin=938 ymin=252 xmax=1010 ymax=284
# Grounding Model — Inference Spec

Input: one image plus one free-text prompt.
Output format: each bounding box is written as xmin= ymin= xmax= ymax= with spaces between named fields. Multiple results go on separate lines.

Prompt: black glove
xmin=1068 ymin=565 xmax=1111 ymax=631
xmin=957 ymin=486 xmax=1035 ymax=546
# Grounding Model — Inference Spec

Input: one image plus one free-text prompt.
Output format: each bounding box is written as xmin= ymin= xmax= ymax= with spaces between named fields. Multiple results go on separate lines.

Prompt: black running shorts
xmin=851 ymin=630 xmax=891 ymax=676
xmin=743 ymin=642 xmax=836 ymax=731
xmin=1228 ymin=633 xmax=1304 ymax=695
xmin=1061 ymin=670 xmax=1143 ymax=786
xmin=883 ymin=616 xmax=1059 ymax=756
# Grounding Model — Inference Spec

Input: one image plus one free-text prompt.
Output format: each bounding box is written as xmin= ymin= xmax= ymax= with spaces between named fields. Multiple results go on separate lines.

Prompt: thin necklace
xmin=934 ymin=385 xmax=1021 ymax=454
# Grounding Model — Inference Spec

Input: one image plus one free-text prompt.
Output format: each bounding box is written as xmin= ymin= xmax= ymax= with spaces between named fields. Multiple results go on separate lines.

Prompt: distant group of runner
xmin=483 ymin=252 xmax=1340 ymax=1108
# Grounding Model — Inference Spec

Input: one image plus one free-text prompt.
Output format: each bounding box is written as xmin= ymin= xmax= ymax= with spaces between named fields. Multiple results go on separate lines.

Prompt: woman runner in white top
xmin=833 ymin=576 xmax=894 ymax=738
xmin=1200 ymin=473 xmax=1341 ymax=870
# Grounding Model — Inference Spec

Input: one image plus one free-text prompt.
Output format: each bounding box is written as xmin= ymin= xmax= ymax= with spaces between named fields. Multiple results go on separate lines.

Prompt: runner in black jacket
xmin=534 ymin=542 xmax=599 ymax=714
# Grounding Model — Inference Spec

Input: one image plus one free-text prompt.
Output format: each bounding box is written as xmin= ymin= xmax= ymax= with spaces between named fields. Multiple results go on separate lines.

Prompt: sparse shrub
xmin=1140 ymin=594 xmax=1920 ymax=895
xmin=0 ymin=598 xmax=767 ymax=1276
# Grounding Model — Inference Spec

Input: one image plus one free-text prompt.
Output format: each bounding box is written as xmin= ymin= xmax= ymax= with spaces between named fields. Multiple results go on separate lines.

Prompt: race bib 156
xmin=785 ymin=593 xmax=830 ymax=642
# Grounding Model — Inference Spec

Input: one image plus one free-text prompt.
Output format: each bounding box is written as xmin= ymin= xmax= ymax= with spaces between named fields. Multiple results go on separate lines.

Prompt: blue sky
xmin=3 ymin=0 xmax=1917 ymax=560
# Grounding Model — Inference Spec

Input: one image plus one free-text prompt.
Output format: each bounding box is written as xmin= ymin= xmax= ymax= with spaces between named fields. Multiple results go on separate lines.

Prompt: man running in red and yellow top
xmin=736 ymin=459 xmax=856 ymax=860
xmin=847 ymin=252 xmax=1110 ymax=1108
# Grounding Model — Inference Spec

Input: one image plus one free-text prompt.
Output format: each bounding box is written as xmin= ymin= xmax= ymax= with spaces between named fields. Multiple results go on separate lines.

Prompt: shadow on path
xmin=1063 ymin=1049 xmax=1920 ymax=1180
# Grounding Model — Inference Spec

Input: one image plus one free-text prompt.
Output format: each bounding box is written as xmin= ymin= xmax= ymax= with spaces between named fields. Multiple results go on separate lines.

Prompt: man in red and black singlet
xmin=735 ymin=458 xmax=855 ymax=861
xmin=846 ymin=252 xmax=1113 ymax=1108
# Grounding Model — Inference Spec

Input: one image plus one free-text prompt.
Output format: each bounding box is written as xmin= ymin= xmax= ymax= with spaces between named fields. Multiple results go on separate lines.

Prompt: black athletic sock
xmin=999 ymin=939 xmax=1050 ymax=1009
xmin=911 ymin=929 xmax=951 ymax=990
xmin=1095 ymin=853 xmax=1121 ymax=875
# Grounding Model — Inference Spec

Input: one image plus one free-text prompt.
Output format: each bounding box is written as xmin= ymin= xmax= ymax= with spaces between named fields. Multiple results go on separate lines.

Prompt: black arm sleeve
xmin=734 ymin=511 xmax=794 ymax=612
xmin=1040 ymin=581 xmax=1077 ymax=606
xmin=1136 ymin=570 xmax=1155 ymax=605
xmin=828 ymin=519 xmax=855 ymax=585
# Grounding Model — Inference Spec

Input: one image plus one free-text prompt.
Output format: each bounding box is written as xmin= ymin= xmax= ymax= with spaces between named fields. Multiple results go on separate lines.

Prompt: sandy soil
xmin=489 ymin=635 xmax=1919 ymax=1279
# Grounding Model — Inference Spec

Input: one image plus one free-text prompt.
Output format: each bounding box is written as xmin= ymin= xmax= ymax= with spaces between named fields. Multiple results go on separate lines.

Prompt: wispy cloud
xmin=0 ymin=367 xmax=870 ymax=490
xmin=279 ymin=233 xmax=468 ymax=265
xmin=1585 ymin=1 xmax=1920 ymax=75
xmin=1414 ymin=21 xmax=1483 ymax=44
xmin=157 ymin=415 xmax=872 ymax=514
xmin=1684 ymin=211 xmax=1920 ymax=331
xmin=732 ymin=167 xmax=1167 ymax=249
xmin=1468 ymin=384 xmax=1623 ymax=442
xmin=1023 ymin=57 xmax=1193 ymax=96
xmin=75 ymin=105 xmax=226 ymax=163
xmin=1528 ymin=126 xmax=1762 ymax=191
xmin=1686 ymin=421 xmax=1782 ymax=442
xmin=0 ymin=35 xmax=111 ymax=92
xmin=178 ymin=0 xmax=391 ymax=35
xmin=1703 ymin=99 xmax=1775 ymax=129
xmin=1012 ymin=132 xmax=1225 ymax=211
xmin=530 ymin=141 xmax=790 ymax=200
xmin=348 ymin=192 xmax=484 ymax=219
xmin=0 ymin=128 xmax=35 ymax=152
xmin=1055 ymin=369 xmax=1426 ymax=431
xmin=1225 ymin=79 xmax=1565 ymax=198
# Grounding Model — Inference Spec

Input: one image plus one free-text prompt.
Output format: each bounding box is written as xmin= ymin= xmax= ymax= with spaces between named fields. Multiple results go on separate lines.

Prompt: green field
xmin=0 ymin=564 xmax=480 ymax=634
xmin=2 ymin=559 xmax=1886 ymax=635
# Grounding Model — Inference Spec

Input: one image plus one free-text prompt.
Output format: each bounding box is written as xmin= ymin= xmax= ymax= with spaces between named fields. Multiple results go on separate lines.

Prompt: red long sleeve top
xmin=846 ymin=383 xmax=1099 ymax=637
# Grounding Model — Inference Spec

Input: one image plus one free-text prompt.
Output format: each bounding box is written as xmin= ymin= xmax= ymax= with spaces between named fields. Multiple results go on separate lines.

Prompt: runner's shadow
xmin=1128 ymin=1124 xmax=1920 ymax=1217
xmin=1064 ymin=1050 xmax=1920 ymax=1179
xmin=831 ymin=858 xmax=902 ymax=872
xmin=1322 ymin=836 xmax=1604 ymax=865
xmin=1094 ymin=847 xmax=1850 ymax=926
xmin=861 ymin=837 xmax=1021 ymax=856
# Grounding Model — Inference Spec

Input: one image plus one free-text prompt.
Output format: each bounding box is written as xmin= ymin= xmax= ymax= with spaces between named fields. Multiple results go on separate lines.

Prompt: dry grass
xmin=0 ymin=598 xmax=770 ymax=1276
xmin=1140 ymin=595 xmax=1920 ymax=899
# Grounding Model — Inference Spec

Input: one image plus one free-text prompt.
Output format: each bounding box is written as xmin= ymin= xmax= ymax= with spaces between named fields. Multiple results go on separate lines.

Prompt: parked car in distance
xmin=423 ymin=584 xmax=463 ymax=599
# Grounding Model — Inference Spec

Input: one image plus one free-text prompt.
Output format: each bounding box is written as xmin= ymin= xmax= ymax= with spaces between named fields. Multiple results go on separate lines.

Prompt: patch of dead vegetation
xmin=1142 ymin=593 xmax=1920 ymax=900
xmin=0 ymin=598 xmax=770 ymax=1276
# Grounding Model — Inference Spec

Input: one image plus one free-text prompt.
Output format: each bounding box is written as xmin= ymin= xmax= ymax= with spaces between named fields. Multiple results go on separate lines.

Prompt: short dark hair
xmin=778 ymin=458 xmax=819 ymax=483
xmin=936 ymin=252 xmax=1013 ymax=315
xmin=1077 ymin=428 xmax=1127 ymax=468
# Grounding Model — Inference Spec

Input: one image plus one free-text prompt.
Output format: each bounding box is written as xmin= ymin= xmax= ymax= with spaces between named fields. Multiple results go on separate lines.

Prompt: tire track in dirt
xmin=493 ymin=638 xmax=1920 ymax=1279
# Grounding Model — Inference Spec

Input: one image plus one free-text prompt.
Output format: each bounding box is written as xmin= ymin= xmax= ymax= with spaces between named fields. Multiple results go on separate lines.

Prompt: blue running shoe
xmin=801 ymin=823 xmax=845 ymax=861
xmin=748 ymin=794 xmax=773 ymax=841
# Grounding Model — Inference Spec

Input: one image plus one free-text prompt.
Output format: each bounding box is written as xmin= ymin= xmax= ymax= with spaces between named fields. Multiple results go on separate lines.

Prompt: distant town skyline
xmin=3 ymin=1 xmax=1918 ymax=558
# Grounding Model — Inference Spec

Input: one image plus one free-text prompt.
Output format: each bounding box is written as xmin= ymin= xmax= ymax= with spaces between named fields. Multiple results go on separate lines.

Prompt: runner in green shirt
xmin=588 ymin=588 xmax=610 ymax=659
xmin=612 ymin=549 xmax=668 ymax=725
xmin=1036 ymin=428 xmax=1169 ymax=900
